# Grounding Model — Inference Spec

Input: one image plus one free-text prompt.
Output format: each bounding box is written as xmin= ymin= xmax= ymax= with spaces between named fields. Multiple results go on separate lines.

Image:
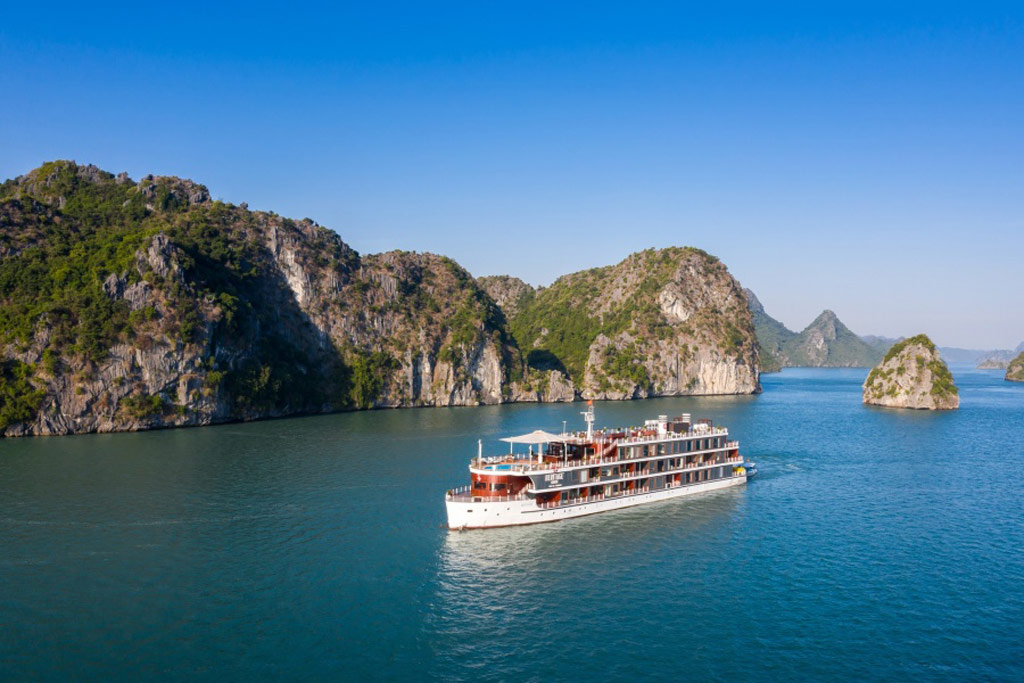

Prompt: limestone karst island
xmin=862 ymin=335 xmax=960 ymax=410
xmin=0 ymin=161 xmax=761 ymax=437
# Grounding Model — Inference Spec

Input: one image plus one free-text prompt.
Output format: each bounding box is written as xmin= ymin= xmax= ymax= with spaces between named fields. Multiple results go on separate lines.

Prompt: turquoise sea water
xmin=2 ymin=367 xmax=1023 ymax=681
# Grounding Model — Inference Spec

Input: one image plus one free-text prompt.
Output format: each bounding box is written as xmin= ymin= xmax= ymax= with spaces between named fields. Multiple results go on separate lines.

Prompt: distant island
xmin=976 ymin=343 xmax=1024 ymax=369
xmin=863 ymin=334 xmax=959 ymax=410
xmin=745 ymin=290 xmax=1019 ymax=373
xmin=745 ymin=290 xmax=884 ymax=371
xmin=0 ymin=161 xmax=760 ymax=437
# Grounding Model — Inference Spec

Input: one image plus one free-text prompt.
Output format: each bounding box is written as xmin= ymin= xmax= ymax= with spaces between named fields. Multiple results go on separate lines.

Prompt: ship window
xmin=492 ymin=483 xmax=506 ymax=491
xmin=474 ymin=482 xmax=487 ymax=490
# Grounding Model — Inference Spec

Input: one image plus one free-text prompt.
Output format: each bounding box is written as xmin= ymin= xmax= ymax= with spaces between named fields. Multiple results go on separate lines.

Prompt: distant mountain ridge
xmin=743 ymin=289 xmax=795 ymax=372
xmin=976 ymin=342 xmax=1024 ymax=369
xmin=744 ymin=292 xmax=884 ymax=370
xmin=745 ymin=292 xmax=1017 ymax=371
xmin=784 ymin=310 xmax=881 ymax=367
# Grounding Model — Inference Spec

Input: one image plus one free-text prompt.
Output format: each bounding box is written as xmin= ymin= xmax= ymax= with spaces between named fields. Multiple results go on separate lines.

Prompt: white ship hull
xmin=446 ymin=473 xmax=747 ymax=529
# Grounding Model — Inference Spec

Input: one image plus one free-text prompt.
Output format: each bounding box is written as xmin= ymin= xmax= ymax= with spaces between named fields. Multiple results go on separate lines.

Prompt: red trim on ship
xmin=469 ymin=472 xmax=530 ymax=498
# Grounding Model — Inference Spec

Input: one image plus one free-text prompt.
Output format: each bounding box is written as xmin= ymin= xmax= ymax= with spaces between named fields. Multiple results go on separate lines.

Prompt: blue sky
xmin=2 ymin=2 xmax=1022 ymax=348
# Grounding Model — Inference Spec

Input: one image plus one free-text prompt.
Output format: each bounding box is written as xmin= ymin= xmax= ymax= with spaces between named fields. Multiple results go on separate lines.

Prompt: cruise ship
xmin=445 ymin=404 xmax=754 ymax=529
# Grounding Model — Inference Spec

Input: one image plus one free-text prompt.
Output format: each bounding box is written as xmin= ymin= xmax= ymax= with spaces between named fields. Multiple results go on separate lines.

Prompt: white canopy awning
xmin=499 ymin=429 xmax=564 ymax=444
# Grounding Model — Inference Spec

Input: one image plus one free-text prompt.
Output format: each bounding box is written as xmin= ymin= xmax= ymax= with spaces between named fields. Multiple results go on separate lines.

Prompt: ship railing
xmin=473 ymin=449 xmax=742 ymax=474
xmin=537 ymin=486 xmax=657 ymax=510
xmin=446 ymin=489 xmax=531 ymax=503
xmin=615 ymin=427 xmax=728 ymax=445
xmin=475 ymin=429 xmax=731 ymax=466
xmin=588 ymin=455 xmax=743 ymax=481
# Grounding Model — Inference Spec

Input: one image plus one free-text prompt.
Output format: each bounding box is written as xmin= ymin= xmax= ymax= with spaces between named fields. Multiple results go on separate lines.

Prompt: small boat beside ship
xmin=445 ymin=404 xmax=755 ymax=529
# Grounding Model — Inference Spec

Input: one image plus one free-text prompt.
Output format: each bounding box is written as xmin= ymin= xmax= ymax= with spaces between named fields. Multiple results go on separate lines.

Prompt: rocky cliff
xmin=507 ymin=248 xmax=761 ymax=399
xmin=0 ymin=162 xmax=766 ymax=437
xmin=1006 ymin=353 xmax=1024 ymax=382
xmin=0 ymin=161 xmax=523 ymax=436
xmin=862 ymin=334 xmax=959 ymax=410
xmin=477 ymin=275 xmax=535 ymax=319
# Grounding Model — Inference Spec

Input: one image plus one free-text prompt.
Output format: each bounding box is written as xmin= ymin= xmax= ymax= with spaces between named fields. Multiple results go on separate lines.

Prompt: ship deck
xmin=474 ymin=437 xmax=739 ymax=474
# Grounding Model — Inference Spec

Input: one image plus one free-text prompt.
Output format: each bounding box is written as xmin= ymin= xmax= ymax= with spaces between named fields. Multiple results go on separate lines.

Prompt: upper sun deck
xmin=470 ymin=413 xmax=734 ymax=475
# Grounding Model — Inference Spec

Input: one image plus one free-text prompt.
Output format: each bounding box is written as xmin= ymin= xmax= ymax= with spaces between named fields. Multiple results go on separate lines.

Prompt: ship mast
xmin=581 ymin=400 xmax=595 ymax=440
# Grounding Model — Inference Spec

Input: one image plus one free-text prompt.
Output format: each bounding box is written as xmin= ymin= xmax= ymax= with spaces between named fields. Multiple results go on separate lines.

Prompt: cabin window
xmin=492 ymin=483 xmax=506 ymax=491
xmin=474 ymin=482 xmax=487 ymax=490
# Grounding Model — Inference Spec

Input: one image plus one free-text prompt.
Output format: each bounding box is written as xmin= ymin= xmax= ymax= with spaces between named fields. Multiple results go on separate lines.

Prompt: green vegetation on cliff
xmin=510 ymin=248 xmax=705 ymax=380
xmin=0 ymin=359 xmax=44 ymax=429
xmin=506 ymin=247 xmax=759 ymax=396
xmin=0 ymin=168 xmax=146 ymax=360
xmin=0 ymin=161 xmax=349 ymax=425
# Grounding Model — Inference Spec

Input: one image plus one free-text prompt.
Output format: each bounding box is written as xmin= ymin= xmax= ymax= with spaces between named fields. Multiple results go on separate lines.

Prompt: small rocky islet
xmin=1006 ymin=353 xmax=1024 ymax=382
xmin=862 ymin=334 xmax=959 ymax=410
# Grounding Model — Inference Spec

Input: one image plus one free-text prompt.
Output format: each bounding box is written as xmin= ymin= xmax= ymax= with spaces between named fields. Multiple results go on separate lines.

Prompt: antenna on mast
xmin=581 ymin=400 xmax=595 ymax=440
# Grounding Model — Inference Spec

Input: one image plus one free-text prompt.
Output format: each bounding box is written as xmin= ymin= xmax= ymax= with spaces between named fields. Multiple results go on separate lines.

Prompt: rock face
xmin=0 ymin=161 xmax=517 ymax=436
xmin=0 ymin=161 xmax=763 ymax=437
xmin=507 ymin=247 xmax=761 ymax=399
xmin=477 ymin=275 xmax=535 ymax=319
xmin=1006 ymin=353 xmax=1024 ymax=382
xmin=862 ymin=334 xmax=959 ymax=410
